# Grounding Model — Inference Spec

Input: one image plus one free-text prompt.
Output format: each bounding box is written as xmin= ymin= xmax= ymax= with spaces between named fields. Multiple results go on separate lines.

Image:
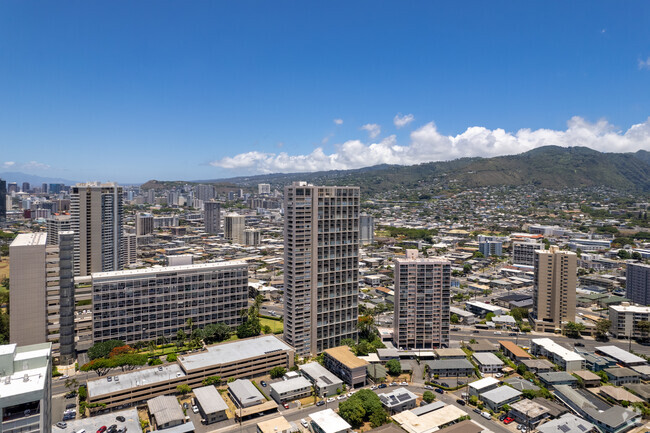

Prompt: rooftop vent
xmin=23 ymin=374 xmax=29 ymax=382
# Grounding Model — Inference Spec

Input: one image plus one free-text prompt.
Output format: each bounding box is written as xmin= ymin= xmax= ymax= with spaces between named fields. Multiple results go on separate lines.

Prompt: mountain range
xmin=0 ymin=172 xmax=78 ymax=186
xmin=180 ymin=146 xmax=650 ymax=194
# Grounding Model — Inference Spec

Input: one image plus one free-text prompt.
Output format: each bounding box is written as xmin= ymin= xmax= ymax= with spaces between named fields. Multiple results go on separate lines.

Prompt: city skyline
xmin=1 ymin=2 xmax=650 ymax=182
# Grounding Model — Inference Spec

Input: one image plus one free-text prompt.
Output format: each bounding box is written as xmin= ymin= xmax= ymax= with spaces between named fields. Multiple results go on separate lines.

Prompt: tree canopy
xmin=88 ymin=340 xmax=125 ymax=360
xmin=338 ymin=389 xmax=389 ymax=428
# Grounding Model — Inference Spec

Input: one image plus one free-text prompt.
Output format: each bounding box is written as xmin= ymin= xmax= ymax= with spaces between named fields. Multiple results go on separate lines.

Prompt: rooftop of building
xmin=604 ymin=366 xmax=640 ymax=378
xmin=257 ymin=416 xmax=294 ymax=433
xmin=309 ymin=408 xmax=352 ymax=433
xmin=521 ymin=359 xmax=555 ymax=369
xmin=572 ymin=370 xmax=600 ymax=381
xmin=498 ymin=340 xmax=532 ymax=359
xmin=269 ymin=376 xmax=312 ymax=394
xmin=468 ymin=377 xmax=500 ymax=390
xmin=87 ymin=363 xmax=185 ymax=398
xmin=509 ymin=399 xmax=549 ymax=418
xmin=324 ymin=346 xmax=369 ymax=369
xmin=472 ymin=352 xmax=504 ymax=365
xmin=392 ymin=403 xmax=467 ymax=433
xmin=378 ymin=387 xmax=417 ymax=408
xmin=538 ymin=372 xmax=578 ymax=383
xmin=92 ymin=260 xmax=248 ymax=279
xmin=481 ymin=385 xmax=522 ymax=403
xmin=147 ymin=395 xmax=185 ymax=427
xmin=426 ymin=359 xmax=474 ymax=370
xmin=11 ymin=232 xmax=47 ymax=247
xmin=178 ymin=335 xmax=292 ymax=372
xmin=465 ymin=301 xmax=503 ymax=312
xmin=299 ymin=362 xmax=343 ymax=387
xmin=536 ymin=414 xmax=596 ymax=433
xmin=532 ymin=338 xmax=585 ymax=362
xmin=434 ymin=348 xmax=466 ymax=358
xmin=229 ymin=379 xmax=265 ymax=405
xmin=193 ymin=385 xmax=229 ymax=413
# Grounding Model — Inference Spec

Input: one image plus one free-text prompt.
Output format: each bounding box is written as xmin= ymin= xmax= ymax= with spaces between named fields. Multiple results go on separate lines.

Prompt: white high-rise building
xmin=0 ymin=342 xmax=52 ymax=433
xmin=394 ymin=250 xmax=451 ymax=349
xmin=258 ymin=183 xmax=271 ymax=195
xmin=70 ymin=182 xmax=124 ymax=276
xmin=284 ymin=182 xmax=360 ymax=356
xmin=359 ymin=213 xmax=374 ymax=245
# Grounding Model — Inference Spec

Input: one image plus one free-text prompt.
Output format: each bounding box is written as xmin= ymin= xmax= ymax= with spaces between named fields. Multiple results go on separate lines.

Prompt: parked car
xmin=337 ymin=395 xmax=346 ymax=400
xmin=481 ymin=412 xmax=491 ymax=420
xmin=424 ymin=385 xmax=433 ymax=390
xmin=473 ymin=409 xmax=482 ymax=414
xmin=316 ymin=400 xmax=325 ymax=406
xmin=261 ymin=381 xmax=267 ymax=387
xmin=575 ymin=342 xmax=584 ymax=347
xmin=434 ymin=388 xmax=444 ymax=394
xmin=378 ymin=384 xmax=387 ymax=389
xmin=370 ymin=385 xmax=377 ymax=390
xmin=509 ymin=332 xmax=517 ymax=336
xmin=66 ymin=403 xmax=76 ymax=409
xmin=456 ymin=399 xmax=466 ymax=406
xmin=55 ymin=422 xmax=67 ymax=429
xmin=116 ymin=416 xmax=126 ymax=422
xmin=284 ymin=403 xmax=290 ymax=409
xmin=495 ymin=373 xmax=503 ymax=378
xmin=400 ymin=381 xmax=408 ymax=386
xmin=327 ymin=398 xmax=335 ymax=403
xmin=504 ymin=418 xmax=514 ymax=425
xmin=192 ymin=405 xmax=199 ymax=414
xmin=472 ymin=330 xmax=480 ymax=333
xmin=183 ymin=403 xmax=189 ymax=410
xmin=301 ymin=419 xmax=309 ymax=428
xmin=390 ymin=382 xmax=398 ymax=386
xmin=499 ymin=415 xmax=507 ymax=421
xmin=494 ymin=331 xmax=502 ymax=335
xmin=97 ymin=427 xmax=107 ymax=433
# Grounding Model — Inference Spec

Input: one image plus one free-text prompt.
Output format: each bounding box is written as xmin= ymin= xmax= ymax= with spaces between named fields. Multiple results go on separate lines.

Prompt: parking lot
xmin=52 ymin=408 xmax=139 ymax=433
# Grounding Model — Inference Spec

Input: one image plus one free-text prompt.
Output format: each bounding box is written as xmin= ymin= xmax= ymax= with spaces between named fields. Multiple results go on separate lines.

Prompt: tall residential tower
xmin=531 ymin=246 xmax=577 ymax=332
xmin=70 ymin=182 xmax=124 ymax=276
xmin=394 ymin=250 xmax=451 ymax=349
xmin=626 ymin=263 xmax=650 ymax=306
xmin=284 ymin=182 xmax=360 ymax=356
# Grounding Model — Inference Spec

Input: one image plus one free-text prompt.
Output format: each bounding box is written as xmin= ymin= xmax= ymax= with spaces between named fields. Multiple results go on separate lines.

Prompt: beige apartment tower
xmin=394 ymin=250 xmax=451 ymax=349
xmin=531 ymin=246 xmax=577 ymax=332
xmin=284 ymin=182 xmax=360 ymax=356
xmin=225 ymin=214 xmax=245 ymax=244
xmin=70 ymin=182 xmax=124 ymax=276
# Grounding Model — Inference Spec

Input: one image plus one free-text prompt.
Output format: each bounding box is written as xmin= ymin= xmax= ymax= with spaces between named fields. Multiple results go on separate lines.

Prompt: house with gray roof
xmin=427 ymin=359 xmax=474 ymax=378
xmin=503 ymin=377 xmax=540 ymax=392
xmin=480 ymin=386 xmax=522 ymax=411
xmin=472 ymin=352 xmax=503 ymax=373
xmin=604 ymin=367 xmax=641 ymax=386
xmin=594 ymin=346 xmax=647 ymax=367
xmin=378 ymin=387 xmax=417 ymax=414
xmin=269 ymin=377 xmax=312 ymax=404
xmin=538 ymin=372 xmax=578 ymax=389
xmin=147 ymin=395 xmax=185 ymax=430
xmin=229 ymin=379 xmax=266 ymax=408
xmin=521 ymin=359 xmax=555 ymax=374
xmin=537 ymin=414 xmax=598 ymax=433
xmin=299 ymin=362 xmax=343 ymax=397
xmin=193 ymin=385 xmax=228 ymax=424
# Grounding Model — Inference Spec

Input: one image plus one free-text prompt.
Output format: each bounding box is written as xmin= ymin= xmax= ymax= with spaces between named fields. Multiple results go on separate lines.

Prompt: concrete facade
xmin=532 ymin=246 xmax=577 ymax=332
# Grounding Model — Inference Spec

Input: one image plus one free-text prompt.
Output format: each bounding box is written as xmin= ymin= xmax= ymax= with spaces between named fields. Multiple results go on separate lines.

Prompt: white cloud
xmin=2 ymin=161 xmax=15 ymax=169
xmin=22 ymin=161 xmax=51 ymax=170
xmin=210 ymin=116 xmax=650 ymax=174
xmin=361 ymin=123 xmax=381 ymax=139
xmin=393 ymin=113 xmax=415 ymax=128
xmin=333 ymin=118 xmax=343 ymax=125
xmin=639 ymin=57 xmax=650 ymax=70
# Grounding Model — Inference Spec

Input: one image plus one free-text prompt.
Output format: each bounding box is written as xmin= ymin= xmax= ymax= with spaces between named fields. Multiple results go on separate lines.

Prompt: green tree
xmin=202 ymin=376 xmax=221 ymax=386
xmin=450 ymin=314 xmax=459 ymax=324
xmin=463 ymin=263 xmax=472 ymax=275
xmin=386 ymin=359 xmax=402 ymax=376
xmin=516 ymin=363 xmax=527 ymax=376
xmin=202 ymin=323 xmax=232 ymax=344
xmin=564 ymin=322 xmax=586 ymax=338
xmin=270 ymin=366 xmax=287 ymax=379
xmin=618 ymin=249 xmax=631 ymax=259
xmin=595 ymin=319 xmax=611 ymax=340
xmin=112 ymin=353 xmax=148 ymax=371
xmin=176 ymin=384 xmax=191 ymax=395
xmin=510 ymin=307 xmax=529 ymax=322
xmin=88 ymin=340 xmax=125 ymax=360
xmin=338 ymin=398 xmax=366 ymax=427
xmin=166 ymin=353 xmax=177 ymax=362
xmin=422 ymin=391 xmax=436 ymax=403
xmin=80 ymin=358 xmax=115 ymax=376
xmin=176 ymin=329 xmax=187 ymax=347
xmin=637 ymin=321 xmax=650 ymax=343
xmin=485 ymin=312 xmax=495 ymax=322
xmin=340 ymin=338 xmax=356 ymax=348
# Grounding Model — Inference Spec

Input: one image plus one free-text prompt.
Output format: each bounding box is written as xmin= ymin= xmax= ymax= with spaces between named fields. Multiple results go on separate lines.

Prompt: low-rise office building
xmin=323 ymin=346 xmax=369 ymax=388
xmin=299 ymin=362 xmax=343 ymax=397
xmin=87 ymin=335 xmax=294 ymax=411
xmin=530 ymin=338 xmax=585 ymax=371
xmin=269 ymin=377 xmax=312 ymax=404
xmin=193 ymin=385 xmax=228 ymax=424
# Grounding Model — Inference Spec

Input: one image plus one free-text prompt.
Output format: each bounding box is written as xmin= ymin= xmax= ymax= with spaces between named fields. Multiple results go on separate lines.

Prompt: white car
xmin=192 ymin=405 xmax=199 ymax=414
xmin=495 ymin=373 xmax=503 ymax=378
xmin=337 ymin=395 xmax=346 ymax=400
xmin=370 ymin=385 xmax=377 ymax=390
xmin=400 ymin=381 xmax=408 ymax=385
xmin=494 ymin=331 xmax=502 ymax=335
xmin=301 ymin=419 xmax=309 ymax=428
xmin=327 ymin=397 xmax=336 ymax=403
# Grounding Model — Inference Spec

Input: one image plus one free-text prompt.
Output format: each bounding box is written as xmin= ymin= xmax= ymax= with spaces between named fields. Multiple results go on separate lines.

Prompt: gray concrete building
xmin=225 ymin=214 xmax=246 ymax=244
xmin=625 ymin=263 xmax=650 ymax=306
xmin=204 ymin=201 xmax=221 ymax=235
xmin=92 ymin=261 xmax=248 ymax=344
xmin=394 ymin=250 xmax=451 ymax=350
xmin=359 ymin=213 xmax=374 ymax=245
xmin=135 ymin=212 xmax=154 ymax=236
xmin=70 ymin=182 xmax=124 ymax=276
xmin=512 ymin=241 xmax=543 ymax=267
xmin=283 ymin=182 xmax=360 ymax=356
xmin=45 ymin=215 xmax=71 ymax=245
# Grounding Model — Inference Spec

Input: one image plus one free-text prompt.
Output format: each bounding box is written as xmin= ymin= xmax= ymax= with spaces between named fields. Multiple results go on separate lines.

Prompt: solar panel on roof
xmin=320 ymin=375 xmax=333 ymax=385
xmin=558 ymin=424 xmax=570 ymax=433
xmin=397 ymin=393 xmax=411 ymax=402
xmin=577 ymin=425 xmax=587 ymax=431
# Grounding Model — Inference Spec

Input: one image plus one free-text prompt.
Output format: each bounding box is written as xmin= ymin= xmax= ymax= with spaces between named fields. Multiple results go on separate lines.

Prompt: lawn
xmin=260 ymin=317 xmax=283 ymax=334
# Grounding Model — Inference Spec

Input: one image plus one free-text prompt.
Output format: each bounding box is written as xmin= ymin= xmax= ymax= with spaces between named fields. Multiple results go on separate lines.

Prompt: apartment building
xmin=92 ymin=261 xmax=248 ymax=344
xmin=0 ymin=343 xmax=52 ymax=433
xmin=204 ymin=201 xmax=220 ymax=235
xmin=0 ymin=178 xmax=5 ymax=223
xmin=359 ymin=213 xmax=374 ymax=245
xmin=323 ymin=346 xmax=368 ymax=388
xmin=512 ymin=242 xmax=543 ymax=267
xmin=530 ymin=338 xmax=585 ymax=371
xmin=284 ymin=182 xmax=360 ymax=356
xmin=258 ymin=183 xmax=271 ymax=195
xmin=479 ymin=241 xmax=502 ymax=257
xmin=225 ymin=214 xmax=245 ymax=243
xmin=70 ymin=182 xmax=124 ymax=276
xmin=393 ymin=250 xmax=451 ymax=349
xmin=531 ymin=246 xmax=577 ymax=332
xmin=244 ymin=229 xmax=261 ymax=246
xmin=45 ymin=215 xmax=71 ymax=245
xmin=135 ymin=212 xmax=154 ymax=236
xmin=9 ymin=232 xmax=75 ymax=363
xmin=608 ymin=303 xmax=650 ymax=338
xmin=626 ymin=263 xmax=650 ymax=306
xmin=86 ymin=336 xmax=294 ymax=411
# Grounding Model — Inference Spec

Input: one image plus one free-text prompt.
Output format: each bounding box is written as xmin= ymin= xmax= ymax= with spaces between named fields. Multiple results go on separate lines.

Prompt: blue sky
xmin=1 ymin=1 xmax=649 ymax=183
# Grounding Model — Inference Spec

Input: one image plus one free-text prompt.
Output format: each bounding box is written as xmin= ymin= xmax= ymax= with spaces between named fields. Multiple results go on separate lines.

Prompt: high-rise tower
xmin=284 ymin=182 xmax=360 ymax=356
xmin=204 ymin=201 xmax=221 ymax=235
xmin=70 ymin=182 xmax=124 ymax=276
